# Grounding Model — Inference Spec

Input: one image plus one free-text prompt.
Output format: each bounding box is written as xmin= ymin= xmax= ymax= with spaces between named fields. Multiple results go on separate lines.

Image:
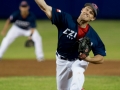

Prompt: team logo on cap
xmin=92 ymin=3 xmax=98 ymax=9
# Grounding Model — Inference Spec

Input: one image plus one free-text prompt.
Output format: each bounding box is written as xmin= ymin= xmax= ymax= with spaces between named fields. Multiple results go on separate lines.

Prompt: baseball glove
xmin=78 ymin=37 xmax=92 ymax=60
xmin=25 ymin=39 xmax=34 ymax=47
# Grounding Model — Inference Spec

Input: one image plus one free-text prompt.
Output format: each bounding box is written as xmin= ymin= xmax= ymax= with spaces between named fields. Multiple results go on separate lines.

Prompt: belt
xmin=56 ymin=52 xmax=78 ymax=61
xmin=56 ymin=52 xmax=68 ymax=60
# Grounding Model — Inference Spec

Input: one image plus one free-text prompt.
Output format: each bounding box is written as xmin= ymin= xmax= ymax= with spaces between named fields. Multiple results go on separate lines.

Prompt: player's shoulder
xmin=89 ymin=25 xmax=98 ymax=34
xmin=53 ymin=8 xmax=72 ymax=17
xmin=87 ymin=25 xmax=101 ymax=38
xmin=60 ymin=9 xmax=76 ymax=22
xmin=86 ymin=25 xmax=105 ymax=47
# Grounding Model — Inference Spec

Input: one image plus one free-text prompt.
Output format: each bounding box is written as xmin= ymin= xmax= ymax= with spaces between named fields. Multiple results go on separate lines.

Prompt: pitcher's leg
xmin=70 ymin=60 xmax=89 ymax=90
xmin=70 ymin=67 xmax=85 ymax=90
xmin=32 ymin=30 xmax=44 ymax=61
xmin=0 ymin=25 xmax=20 ymax=58
xmin=56 ymin=56 xmax=72 ymax=90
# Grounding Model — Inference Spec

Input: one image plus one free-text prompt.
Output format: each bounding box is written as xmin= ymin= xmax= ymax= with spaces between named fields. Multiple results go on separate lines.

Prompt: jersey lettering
xmin=63 ymin=28 xmax=77 ymax=40
xmin=15 ymin=20 xmax=30 ymax=27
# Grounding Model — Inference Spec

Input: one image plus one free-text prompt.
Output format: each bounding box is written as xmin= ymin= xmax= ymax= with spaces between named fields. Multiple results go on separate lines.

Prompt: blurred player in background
xmin=0 ymin=0 xmax=44 ymax=61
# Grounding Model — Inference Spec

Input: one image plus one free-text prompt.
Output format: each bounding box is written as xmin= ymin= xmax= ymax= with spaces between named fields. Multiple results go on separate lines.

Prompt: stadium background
xmin=0 ymin=0 xmax=120 ymax=19
xmin=0 ymin=0 xmax=120 ymax=90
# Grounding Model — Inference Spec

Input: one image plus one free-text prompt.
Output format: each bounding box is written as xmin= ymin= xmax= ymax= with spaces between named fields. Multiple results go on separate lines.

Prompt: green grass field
xmin=0 ymin=19 xmax=120 ymax=60
xmin=0 ymin=76 xmax=120 ymax=90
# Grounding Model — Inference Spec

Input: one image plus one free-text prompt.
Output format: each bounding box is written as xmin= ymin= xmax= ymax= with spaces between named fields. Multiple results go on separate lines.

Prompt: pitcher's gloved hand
xmin=78 ymin=37 xmax=92 ymax=60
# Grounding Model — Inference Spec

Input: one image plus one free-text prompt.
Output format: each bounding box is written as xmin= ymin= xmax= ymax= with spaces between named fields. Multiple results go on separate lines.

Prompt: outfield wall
xmin=0 ymin=0 xmax=119 ymax=19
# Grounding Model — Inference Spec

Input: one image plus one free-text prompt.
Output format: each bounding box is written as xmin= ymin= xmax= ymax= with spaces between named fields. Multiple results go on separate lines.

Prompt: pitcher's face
xmin=79 ymin=6 xmax=95 ymax=22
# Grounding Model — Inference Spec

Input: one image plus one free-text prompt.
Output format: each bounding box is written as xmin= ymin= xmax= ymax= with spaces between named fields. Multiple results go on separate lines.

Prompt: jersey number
xmin=63 ymin=28 xmax=77 ymax=39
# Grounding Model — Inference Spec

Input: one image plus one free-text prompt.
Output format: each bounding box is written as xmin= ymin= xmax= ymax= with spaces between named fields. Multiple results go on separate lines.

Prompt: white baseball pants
xmin=56 ymin=54 xmax=89 ymax=90
xmin=0 ymin=25 xmax=44 ymax=60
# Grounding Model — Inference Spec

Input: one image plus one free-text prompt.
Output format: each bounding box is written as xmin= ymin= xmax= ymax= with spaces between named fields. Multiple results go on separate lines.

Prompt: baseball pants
xmin=0 ymin=25 xmax=44 ymax=60
xmin=56 ymin=54 xmax=89 ymax=90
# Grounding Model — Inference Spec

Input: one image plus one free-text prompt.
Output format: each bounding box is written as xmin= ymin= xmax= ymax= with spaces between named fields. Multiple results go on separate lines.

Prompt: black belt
xmin=56 ymin=52 xmax=68 ymax=60
xmin=56 ymin=52 xmax=78 ymax=61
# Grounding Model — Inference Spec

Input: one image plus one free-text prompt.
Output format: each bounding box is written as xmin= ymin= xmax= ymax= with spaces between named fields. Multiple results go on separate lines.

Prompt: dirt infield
xmin=0 ymin=59 xmax=120 ymax=77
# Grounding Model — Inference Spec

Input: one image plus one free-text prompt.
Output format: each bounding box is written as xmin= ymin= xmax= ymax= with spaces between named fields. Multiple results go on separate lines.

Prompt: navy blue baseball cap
xmin=84 ymin=3 xmax=99 ymax=17
xmin=20 ymin=1 xmax=29 ymax=7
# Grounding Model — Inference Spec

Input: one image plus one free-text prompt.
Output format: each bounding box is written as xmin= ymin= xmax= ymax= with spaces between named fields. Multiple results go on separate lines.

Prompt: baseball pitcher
xmin=0 ymin=0 xmax=44 ymax=61
xmin=35 ymin=0 xmax=106 ymax=90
